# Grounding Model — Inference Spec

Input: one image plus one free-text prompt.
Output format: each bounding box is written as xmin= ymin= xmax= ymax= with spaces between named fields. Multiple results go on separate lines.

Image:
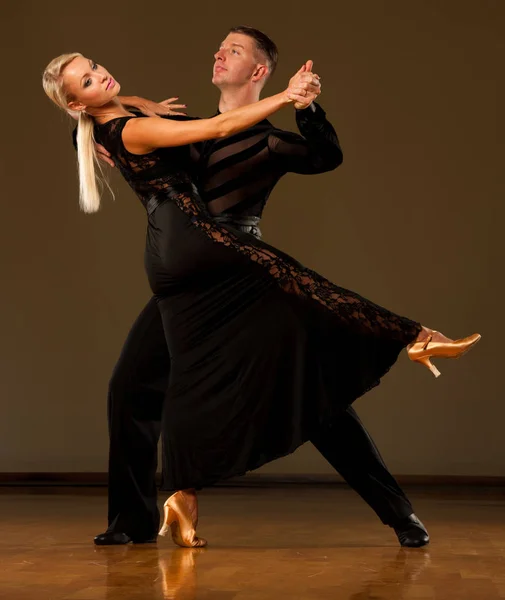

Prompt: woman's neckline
xmin=95 ymin=114 xmax=138 ymax=127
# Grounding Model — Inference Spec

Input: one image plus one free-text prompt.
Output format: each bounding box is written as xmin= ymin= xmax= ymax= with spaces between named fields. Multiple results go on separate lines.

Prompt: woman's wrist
xmin=279 ymin=90 xmax=294 ymax=106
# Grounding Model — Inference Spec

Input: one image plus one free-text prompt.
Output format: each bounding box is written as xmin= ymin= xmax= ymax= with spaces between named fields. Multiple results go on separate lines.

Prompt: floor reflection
xmin=96 ymin=544 xmax=207 ymax=599
xmin=96 ymin=542 xmax=432 ymax=599
xmin=349 ymin=548 xmax=431 ymax=599
xmin=159 ymin=547 xmax=207 ymax=599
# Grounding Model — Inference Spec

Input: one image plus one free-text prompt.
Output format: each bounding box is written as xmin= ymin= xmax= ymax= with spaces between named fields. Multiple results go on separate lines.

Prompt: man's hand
xmin=291 ymin=60 xmax=321 ymax=110
xmin=121 ymin=96 xmax=187 ymax=118
xmin=96 ymin=143 xmax=115 ymax=168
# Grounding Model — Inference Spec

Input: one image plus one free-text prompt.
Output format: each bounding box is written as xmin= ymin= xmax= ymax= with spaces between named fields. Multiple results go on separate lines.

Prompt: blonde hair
xmin=42 ymin=53 xmax=113 ymax=213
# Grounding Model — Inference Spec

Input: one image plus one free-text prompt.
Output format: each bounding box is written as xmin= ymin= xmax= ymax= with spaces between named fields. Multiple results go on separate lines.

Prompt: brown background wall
xmin=0 ymin=0 xmax=502 ymax=476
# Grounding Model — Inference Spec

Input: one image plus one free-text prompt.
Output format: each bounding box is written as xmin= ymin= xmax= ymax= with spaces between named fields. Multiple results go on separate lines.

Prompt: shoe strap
xmin=422 ymin=335 xmax=433 ymax=350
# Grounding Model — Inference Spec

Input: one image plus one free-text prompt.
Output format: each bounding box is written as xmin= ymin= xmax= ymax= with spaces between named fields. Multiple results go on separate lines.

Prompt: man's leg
xmin=310 ymin=407 xmax=429 ymax=546
xmin=95 ymin=296 xmax=170 ymax=544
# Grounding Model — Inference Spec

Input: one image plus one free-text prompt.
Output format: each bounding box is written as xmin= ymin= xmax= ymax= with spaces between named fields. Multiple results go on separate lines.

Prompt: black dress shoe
xmin=94 ymin=532 xmax=157 ymax=545
xmin=393 ymin=514 xmax=430 ymax=548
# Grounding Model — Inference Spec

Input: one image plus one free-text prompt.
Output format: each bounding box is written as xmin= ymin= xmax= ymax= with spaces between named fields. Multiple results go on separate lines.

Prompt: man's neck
xmin=218 ymin=86 xmax=261 ymax=113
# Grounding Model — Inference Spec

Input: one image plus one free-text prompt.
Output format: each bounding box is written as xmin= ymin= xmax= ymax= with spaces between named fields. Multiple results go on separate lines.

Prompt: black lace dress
xmin=95 ymin=116 xmax=422 ymax=491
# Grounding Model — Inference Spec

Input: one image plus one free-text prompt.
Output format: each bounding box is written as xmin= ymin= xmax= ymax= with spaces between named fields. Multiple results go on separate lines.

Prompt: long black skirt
xmin=143 ymin=192 xmax=421 ymax=491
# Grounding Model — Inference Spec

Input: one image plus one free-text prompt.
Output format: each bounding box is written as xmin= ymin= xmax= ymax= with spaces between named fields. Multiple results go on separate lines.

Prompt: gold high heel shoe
xmin=158 ymin=491 xmax=207 ymax=548
xmin=407 ymin=332 xmax=481 ymax=378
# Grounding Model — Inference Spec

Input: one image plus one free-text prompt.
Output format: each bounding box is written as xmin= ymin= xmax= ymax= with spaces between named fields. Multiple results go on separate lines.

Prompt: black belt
xmin=146 ymin=196 xmax=163 ymax=216
xmin=214 ymin=215 xmax=262 ymax=239
xmin=213 ymin=215 xmax=260 ymax=227
xmin=146 ymin=192 xmax=262 ymax=239
xmin=145 ymin=184 xmax=199 ymax=216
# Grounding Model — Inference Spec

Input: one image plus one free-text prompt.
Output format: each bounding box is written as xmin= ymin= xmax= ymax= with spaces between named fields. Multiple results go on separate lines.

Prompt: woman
xmin=43 ymin=53 xmax=480 ymax=548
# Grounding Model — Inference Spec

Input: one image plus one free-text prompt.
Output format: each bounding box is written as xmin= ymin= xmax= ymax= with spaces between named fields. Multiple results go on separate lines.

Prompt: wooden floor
xmin=0 ymin=486 xmax=504 ymax=599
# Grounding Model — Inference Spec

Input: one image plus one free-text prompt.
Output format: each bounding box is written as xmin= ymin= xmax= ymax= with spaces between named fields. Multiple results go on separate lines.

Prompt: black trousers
xmin=105 ymin=298 xmax=414 ymax=539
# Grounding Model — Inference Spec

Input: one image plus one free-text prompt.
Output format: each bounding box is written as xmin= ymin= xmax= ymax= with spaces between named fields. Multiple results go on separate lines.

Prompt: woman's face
xmin=63 ymin=56 xmax=120 ymax=112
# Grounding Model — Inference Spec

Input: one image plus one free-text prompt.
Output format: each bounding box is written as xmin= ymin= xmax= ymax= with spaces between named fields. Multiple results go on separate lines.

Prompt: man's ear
xmin=252 ymin=64 xmax=269 ymax=83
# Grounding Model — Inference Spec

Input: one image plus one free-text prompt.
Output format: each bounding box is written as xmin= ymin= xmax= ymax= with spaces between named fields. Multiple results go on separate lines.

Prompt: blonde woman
xmin=43 ymin=53 xmax=480 ymax=548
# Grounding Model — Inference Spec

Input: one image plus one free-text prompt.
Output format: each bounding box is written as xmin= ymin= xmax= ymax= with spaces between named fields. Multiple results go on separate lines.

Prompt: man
xmin=83 ymin=26 xmax=428 ymax=548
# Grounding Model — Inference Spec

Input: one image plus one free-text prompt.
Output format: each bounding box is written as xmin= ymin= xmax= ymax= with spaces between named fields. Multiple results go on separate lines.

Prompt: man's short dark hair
xmin=229 ymin=26 xmax=279 ymax=76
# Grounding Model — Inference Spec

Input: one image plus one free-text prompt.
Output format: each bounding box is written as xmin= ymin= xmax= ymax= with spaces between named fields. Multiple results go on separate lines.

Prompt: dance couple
xmin=43 ymin=26 xmax=480 ymax=549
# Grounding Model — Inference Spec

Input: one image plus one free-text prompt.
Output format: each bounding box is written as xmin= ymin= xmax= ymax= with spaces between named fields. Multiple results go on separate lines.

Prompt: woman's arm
xmin=122 ymin=66 xmax=318 ymax=154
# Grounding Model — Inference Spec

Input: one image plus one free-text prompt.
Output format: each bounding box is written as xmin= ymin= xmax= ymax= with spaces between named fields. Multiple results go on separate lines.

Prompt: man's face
xmin=212 ymin=33 xmax=266 ymax=88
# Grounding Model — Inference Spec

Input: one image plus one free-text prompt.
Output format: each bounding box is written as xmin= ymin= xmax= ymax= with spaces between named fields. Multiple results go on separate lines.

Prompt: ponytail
xmin=76 ymin=112 xmax=103 ymax=213
xmin=43 ymin=53 xmax=114 ymax=213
